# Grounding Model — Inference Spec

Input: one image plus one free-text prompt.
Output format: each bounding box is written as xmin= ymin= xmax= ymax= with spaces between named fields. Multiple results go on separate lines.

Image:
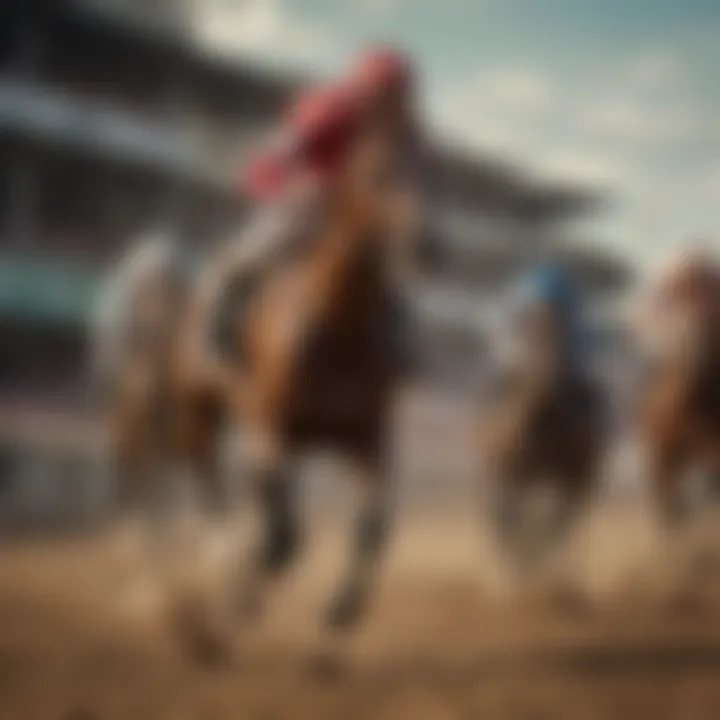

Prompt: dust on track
xmin=2 ymin=505 xmax=720 ymax=720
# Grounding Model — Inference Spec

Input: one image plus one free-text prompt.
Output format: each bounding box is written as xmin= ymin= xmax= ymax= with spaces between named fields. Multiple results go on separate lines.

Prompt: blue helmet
xmin=516 ymin=264 xmax=580 ymax=313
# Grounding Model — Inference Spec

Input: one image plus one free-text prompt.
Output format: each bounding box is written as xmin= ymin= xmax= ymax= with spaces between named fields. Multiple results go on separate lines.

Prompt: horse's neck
xmin=516 ymin=350 xmax=581 ymax=403
xmin=307 ymin=201 xmax=387 ymax=321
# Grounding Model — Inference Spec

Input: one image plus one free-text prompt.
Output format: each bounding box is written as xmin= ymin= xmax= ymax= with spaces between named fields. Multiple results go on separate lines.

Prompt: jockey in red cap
xmin=194 ymin=47 xmax=427 ymax=366
xmin=194 ymin=83 xmax=362 ymax=365
xmin=241 ymin=82 xmax=360 ymax=203
xmin=350 ymin=46 xmax=414 ymax=102
xmin=242 ymin=46 xmax=421 ymax=204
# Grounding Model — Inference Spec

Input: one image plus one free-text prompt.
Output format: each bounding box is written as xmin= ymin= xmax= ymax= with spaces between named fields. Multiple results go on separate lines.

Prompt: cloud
xmin=193 ymin=0 xmax=339 ymax=70
xmin=624 ymin=49 xmax=682 ymax=92
xmin=466 ymin=66 xmax=554 ymax=113
xmin=538 ymin=148 xmax=631 ymax=187
xmin=358 ymin=0 xmax=403 ymax=16
xmin=433 ymin=54 xmax=714 ymax=266
xmin=704 ymin=164 xmax=720 ymax=195
xmin=434 ymin=64 xmax=558 ymax=157
xmin=582 ymin=96 xmax=699 ymax=143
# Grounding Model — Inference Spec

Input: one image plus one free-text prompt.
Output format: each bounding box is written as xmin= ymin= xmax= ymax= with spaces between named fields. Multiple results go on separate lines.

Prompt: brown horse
xmin=635 ymin=255 xmax=720 ymax=525
xmin=479 ymin=295 xmax=606 ymax=567
xmin=212 ymin=132 xmax=414 ymax=631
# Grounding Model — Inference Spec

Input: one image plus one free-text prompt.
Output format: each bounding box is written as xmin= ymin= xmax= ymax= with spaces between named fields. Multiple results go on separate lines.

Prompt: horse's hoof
xmin=233 ymin=585 xmax=265 ymax=623
xmin=324 ymin=591 xmax=364 ymax=631
xmin=308 ymin=648 xmax=347 ymax=682
xmin=262 ymin=524 xmax=302 ymax=575
xmin=660 ymin=508 xmax=687 ymax=533
xmin=185 ymin=627 xmax=233 ymax=669
xmin=168 ymin=593 xmax=233 ymax=669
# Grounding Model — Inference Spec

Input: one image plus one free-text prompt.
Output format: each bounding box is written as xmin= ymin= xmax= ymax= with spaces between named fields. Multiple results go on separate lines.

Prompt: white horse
xmin=88 ymin=228 xmax=191 ymax=401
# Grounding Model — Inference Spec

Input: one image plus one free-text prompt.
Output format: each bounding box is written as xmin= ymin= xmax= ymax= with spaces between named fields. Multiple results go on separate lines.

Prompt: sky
xmin=192 ymin=0 xmax=720 ymax=268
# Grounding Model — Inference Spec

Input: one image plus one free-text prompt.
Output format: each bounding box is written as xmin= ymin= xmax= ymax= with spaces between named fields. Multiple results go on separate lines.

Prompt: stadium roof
xmin=33 ymin=1 xmax=599 ymax=219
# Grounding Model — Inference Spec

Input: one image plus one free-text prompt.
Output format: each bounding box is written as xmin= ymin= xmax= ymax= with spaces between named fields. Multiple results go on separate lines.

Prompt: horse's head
xmin=637 ymin=246 xmax=720 ymax=380
xmin=324 ymin=128 xmax=411 ymax=248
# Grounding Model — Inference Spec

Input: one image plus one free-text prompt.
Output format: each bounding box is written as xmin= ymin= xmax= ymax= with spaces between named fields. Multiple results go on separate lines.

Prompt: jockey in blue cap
xmin=510 ymin=263 xmax=587 ymax=372
xmin=485 ymin=264 xmax=582 ymax=393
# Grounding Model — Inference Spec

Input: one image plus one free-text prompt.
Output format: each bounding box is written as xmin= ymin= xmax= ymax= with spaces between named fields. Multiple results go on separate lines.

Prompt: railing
xmin=0 ymin=78 xmax=213 ymax=183
xmin=0 ymin=404 xmax=108 ymax=532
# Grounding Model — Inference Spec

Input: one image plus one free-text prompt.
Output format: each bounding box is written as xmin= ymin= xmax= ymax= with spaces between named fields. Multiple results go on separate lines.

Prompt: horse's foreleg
xmin=113 ymin=448 xmax=149 ymax=524
xmin=190 ymin=443 xmax=229 ymax=523
xmin=492 ymin=473 xmax=522 ymax=548
xmin=234 ymin=441 xmax=302 ymax=620
xmin=325 ymin=454 xmax=392 ymax=631
xmin=649 ymin=445 xmax=687 ymax=528
xmin=484 ymin=453 xmax=524 ymax=561
xmin=254 ymin=462 xmax=301 ymax=574
xmin=545 ymin=469 xmax=594 ymax=559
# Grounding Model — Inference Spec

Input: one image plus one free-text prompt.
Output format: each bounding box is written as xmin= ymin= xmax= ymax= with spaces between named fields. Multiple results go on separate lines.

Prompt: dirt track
xmin=2 ymin=505 xmax=720 ymax=720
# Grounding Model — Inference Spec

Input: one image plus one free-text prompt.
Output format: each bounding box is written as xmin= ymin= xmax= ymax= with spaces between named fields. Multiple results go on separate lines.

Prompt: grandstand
xmin=0 ymin=0 xmax=631 ymax=525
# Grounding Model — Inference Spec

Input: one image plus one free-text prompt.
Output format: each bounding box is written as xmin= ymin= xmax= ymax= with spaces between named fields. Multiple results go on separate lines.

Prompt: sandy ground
xmin=2 ymin=501 xmax=720 ymax=720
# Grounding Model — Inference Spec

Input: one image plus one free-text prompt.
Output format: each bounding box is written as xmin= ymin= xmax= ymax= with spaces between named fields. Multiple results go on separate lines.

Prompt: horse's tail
xmin=86 ymin=268 xmax=130 ymax=408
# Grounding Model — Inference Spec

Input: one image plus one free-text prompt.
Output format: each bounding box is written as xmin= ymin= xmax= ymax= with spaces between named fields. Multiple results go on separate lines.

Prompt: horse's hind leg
xmin=325 ymin=452 xmax=392 ymax=631
xmin=113 ymin=444 xmax=155 ymax=527
xmin=492 ymin=472 xmax=522 ymax=548
xmin=544 ymin=471 xmax=594 ymax=559
xmin=186 ymin=434 xmax=228 ymax=524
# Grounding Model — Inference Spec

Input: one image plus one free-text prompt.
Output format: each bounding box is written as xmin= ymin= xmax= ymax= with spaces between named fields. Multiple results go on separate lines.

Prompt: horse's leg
xmin=485 ymin=452 xmax=525 ymax=564
xmin=650 ymin=445 xmax=687 ymax=528
xmin=234 ymin=434 xmax=302 ymax=620
xmin=108 ymin=441 xmax=167 ymax=600
xmin=112 ymin=422 xmax=153 ymax=526
xmin=178 ymin=395 xmax=229 ymax=523
xmin=483 ymin=407 xmax=531 ymax=563
xmin=325 ymin=451 xmax=392 ymax=631
xmin=546 ymin=431 xmax=602 ymax=556
xmin=115 ymin=452 xmax=144 ymax=521
xmin=707 ymin=455 xmax=720 ymax=503
xmin=544 ymin=468 xmax=595 ymax=561
xmin=492 ymin=471 xmax=523 ymax=549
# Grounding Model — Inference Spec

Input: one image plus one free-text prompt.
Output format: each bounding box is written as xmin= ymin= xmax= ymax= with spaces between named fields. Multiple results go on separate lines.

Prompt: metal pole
xmin=4 ymin=11 xmax=44 ymax=254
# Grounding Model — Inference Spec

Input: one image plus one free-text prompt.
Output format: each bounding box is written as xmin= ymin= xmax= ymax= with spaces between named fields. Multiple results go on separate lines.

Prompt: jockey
xmin=240 ymin=46 xmax=423 ymax=207
xmin=192 ymin=46 xmax=427 ymax=367
xmin=239 ymin=45 xmax=425 ymax=233
xmin=241 ymin=81 xmax=360 ymax=208
xmin=482 ymin=262 xmax=604 ymax=417
xmin=499 ymin=263 xmax=587 ymax=373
